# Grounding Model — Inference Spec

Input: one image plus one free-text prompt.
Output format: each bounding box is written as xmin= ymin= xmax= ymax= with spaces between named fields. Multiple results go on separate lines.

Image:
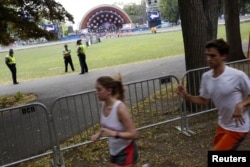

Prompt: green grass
xmin=0 ymin=22 xmax=249 ymax=84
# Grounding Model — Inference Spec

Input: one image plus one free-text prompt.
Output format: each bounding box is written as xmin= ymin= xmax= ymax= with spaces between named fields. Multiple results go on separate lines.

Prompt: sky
xmin=57 ymin=0 xmax=140 ymax=29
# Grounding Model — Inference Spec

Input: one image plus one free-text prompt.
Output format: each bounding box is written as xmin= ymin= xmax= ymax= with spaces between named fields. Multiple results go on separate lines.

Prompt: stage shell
xmin=79 ymin=4 xmax=132 ymax=33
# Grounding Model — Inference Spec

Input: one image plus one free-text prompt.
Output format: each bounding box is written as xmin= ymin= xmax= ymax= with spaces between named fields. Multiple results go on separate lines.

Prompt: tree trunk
xmin=178 ymin=0 xmax=219 ymax=112
xmin=224 ymin=0 xmax=246 ymax=61
xmin=178 ymin=0 xmax=219 ymax=71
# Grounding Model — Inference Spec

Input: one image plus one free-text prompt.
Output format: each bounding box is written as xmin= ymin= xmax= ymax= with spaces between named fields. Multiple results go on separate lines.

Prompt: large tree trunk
xmin=178 ymin=0 xmax=219 ymax=112
xmin=178 ymin=0 xmax=219 ymax=70
xmin=224 ymin=0 xmax=246 ymax=61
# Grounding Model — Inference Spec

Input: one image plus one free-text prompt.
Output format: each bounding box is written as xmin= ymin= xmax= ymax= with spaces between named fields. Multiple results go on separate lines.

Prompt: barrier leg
xmin=175 ymin=99 xmax=195 ymax=136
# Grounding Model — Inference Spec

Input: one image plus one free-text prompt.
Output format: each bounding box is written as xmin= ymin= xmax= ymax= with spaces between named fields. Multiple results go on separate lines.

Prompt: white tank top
xmin=101 ymin=100 xmax=131 ymax=155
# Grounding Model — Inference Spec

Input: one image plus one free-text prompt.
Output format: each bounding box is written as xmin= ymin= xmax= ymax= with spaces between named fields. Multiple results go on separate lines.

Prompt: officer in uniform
xmin=63 ymin=44 xmax=75 ymax=72
xmin=76 ymin=39 xmax=88 ymax=74
xmin=5 ymin=49 xmax=19 ymax=84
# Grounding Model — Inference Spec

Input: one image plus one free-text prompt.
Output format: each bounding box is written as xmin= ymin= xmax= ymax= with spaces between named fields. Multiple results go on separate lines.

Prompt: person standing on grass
xmin=5 ymin=49 xmax=19 ymax=85
xmin=63 ymin=44 xmax=75 ymax=72
xmin=91 ymin=74 xmax=139 ymax=167
xmin=76 ymin=39 xmax=88 ymax=74
xmin=176 ymin=38 xmax=250 ymax=151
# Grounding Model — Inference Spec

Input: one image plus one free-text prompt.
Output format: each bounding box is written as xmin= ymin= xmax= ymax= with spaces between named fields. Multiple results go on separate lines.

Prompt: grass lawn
xmin=0 ymin=22 xmax=249 ymax=85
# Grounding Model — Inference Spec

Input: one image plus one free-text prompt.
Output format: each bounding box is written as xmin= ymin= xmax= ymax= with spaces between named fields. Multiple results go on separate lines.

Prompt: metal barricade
xmin=125 ymin=75 xmax=182 ymax=129
xmin=50 ymin=75 xmax=183 ymax=151
xmin=0 ymin=102 xmax=64 ymax=167
xmin=2 ymin=59 xmax=249 ymax=166
xmin=180 ymin=58 xmax=250 ymax=135
xmin=50 ymin=90 xmax=101 ymax=151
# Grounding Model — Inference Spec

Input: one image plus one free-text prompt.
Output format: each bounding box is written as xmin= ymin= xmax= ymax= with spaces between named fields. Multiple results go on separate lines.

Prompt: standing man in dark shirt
xmin=76 ymin=39 xmax=88 ymax=74
xmin=63 ymin=44 xmax=75 ymax=72
xmin=5 ymin=49 xmax=19 ymax=84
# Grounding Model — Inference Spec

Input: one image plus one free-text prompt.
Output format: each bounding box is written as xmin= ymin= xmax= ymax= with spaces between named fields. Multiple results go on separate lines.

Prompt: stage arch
xmin=79 ymin=5 xmax=132 ymax=34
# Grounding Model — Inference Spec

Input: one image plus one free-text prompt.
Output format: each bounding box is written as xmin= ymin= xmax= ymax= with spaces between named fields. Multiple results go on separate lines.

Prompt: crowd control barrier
xmin=50 ymin=75 xmax=183 ymax=152
xmin=1 ymin=59 xmax=249 ymax=166
xmin=0 ymin=103 xmax=64 ymax=167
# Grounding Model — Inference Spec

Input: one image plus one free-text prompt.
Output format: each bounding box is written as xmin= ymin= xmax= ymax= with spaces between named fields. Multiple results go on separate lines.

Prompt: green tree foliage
xmin=239 ymin=0 xmax=250 ymax=15
xmin=160 ymin=0 xmax=179 ymax=24
xmin=0 ymin=0 xmax=74 ymax=46
xmin=123 ymin=2 xmax=147 ymax=25
xmin=218 ymin=0 xmax=250 ymax=16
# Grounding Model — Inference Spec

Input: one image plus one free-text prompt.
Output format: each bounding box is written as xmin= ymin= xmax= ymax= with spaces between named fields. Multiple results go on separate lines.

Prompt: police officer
xmin=63 ymin=44 xmax=75 ymax=72
xmin=76 ymin=39 xmax=88 ymax=74
xmin=5 ymin=49 xmax=19 ymax=84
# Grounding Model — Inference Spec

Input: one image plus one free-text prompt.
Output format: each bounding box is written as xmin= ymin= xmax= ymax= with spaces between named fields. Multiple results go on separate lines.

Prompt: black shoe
xmin=79 ymin=72 xmax=84 ymax=75
xmin=14 ymin=82 xmax=19 ymax=85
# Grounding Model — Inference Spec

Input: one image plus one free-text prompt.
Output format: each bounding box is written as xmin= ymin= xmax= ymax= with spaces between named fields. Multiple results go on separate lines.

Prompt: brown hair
xmin=96 ymin=74 xmax=125 ymax=101
xmin=205 ymin=38 xmax=230 ymax=55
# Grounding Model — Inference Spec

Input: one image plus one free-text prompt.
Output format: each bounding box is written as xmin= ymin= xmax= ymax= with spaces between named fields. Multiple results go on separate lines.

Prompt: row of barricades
xmin=0 ymin=59 xmax=249 ymax=167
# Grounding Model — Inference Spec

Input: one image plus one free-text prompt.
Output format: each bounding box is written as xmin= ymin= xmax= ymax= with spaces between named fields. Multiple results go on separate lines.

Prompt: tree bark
xmin=178 ymin=0 xmax=219 ymax=112
xmin=178 ymin=0 xmax=219 ymax=70
xmin=224 ymin=0 xmax=246 ymax=61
